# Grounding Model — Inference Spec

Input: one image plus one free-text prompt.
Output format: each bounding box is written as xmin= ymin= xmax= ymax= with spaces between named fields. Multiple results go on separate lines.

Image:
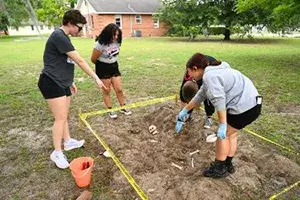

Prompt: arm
xmin=217 ymin=110 xmax=226 ymax=123
xmin=91 ymin=48 xmax=102 ymax=64
xmin=186 ymin=86 xmax=206 ymax=111
xmin=184 ymin=98 xmax=199 ymax=112
xmin=66 ymin=50 xmax=107 ymax=90
xmin=178 ymin=88 xmax=204 ymax=121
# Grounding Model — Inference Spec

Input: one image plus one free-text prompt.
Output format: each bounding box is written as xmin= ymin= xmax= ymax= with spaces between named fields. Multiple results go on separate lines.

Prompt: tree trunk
xmin=224 ymin=28 xmax=230 ymax=40
xmin=22 ymin=0 xmax=43 ymax=38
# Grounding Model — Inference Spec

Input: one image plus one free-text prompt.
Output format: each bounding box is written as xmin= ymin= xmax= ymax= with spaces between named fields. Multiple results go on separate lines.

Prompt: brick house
xmin=75 ymin=0 xmax=168 ymax=38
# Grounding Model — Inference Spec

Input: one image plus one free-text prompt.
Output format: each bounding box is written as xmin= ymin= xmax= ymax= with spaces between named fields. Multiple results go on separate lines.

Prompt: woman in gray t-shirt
xmin=38 ymin=10 xmax=106 ymax=169
xmin=91 ymin=23 xmax=132 ymax=119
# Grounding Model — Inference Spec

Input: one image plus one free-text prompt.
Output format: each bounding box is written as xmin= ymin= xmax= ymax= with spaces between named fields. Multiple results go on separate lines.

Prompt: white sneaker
xmin=204 ymin=117 xmax=213 ymax=129
xmin=50 ymin=150 xmax=69 ymax=169
xmin=108 ymin=111 xmax=118 ymax=119
xmin=64 ymin=138 xmax=85 ymax=151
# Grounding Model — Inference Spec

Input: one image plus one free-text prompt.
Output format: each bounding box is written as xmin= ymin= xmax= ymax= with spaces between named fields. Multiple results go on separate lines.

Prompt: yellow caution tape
xmin=244 ymin=128 xmax=299 ymax=156
xmin=81 ymin=95 xmax=176 ymax=119
xmin=269 ymin=181 xmax=300 ymax=200
xmin=80 ymin=95 xmax=299 ymax=199
xmin=79 ymin=116 xmax=148 ymax=200
xmin=78 ymin=95 xmax=177 ymax=200
xmin=198 ymin=107 xmax=299 ymax=156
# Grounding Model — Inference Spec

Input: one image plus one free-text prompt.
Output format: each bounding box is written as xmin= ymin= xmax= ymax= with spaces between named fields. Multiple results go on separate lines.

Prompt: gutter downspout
xmin=128 ymin=4 xmax=135 ymax=37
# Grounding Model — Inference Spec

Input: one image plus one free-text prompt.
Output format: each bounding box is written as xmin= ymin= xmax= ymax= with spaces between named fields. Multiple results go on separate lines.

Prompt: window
xmin=153 ymin=19 xmax=159 ymax=28
xmin=40 ymin=25 xmax=44 ymax=30
xmin=31 ymin=25 xmax=34 ymax=31
xmin=135 ymin=14 xmax=142 ymax=24
xmin=115 ymin=15 xmax=122 ymax=28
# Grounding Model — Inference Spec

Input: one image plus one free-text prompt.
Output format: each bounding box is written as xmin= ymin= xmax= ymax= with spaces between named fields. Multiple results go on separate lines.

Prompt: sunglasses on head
xmin=75 ymin=24 xmax=83 ymax=32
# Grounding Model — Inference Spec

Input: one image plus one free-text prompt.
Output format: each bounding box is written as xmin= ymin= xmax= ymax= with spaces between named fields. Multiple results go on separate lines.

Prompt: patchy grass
xmin=0 ymin=36 xmax=299 ymax=199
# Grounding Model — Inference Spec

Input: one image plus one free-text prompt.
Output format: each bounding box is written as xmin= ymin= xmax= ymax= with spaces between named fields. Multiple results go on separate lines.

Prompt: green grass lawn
xmin=0 ymin=36 xmax=299 ymax=199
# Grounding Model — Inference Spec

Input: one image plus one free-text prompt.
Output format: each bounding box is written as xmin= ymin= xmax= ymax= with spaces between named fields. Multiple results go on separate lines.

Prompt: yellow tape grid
xmin=80 ymin=95 xmax=176 ymax=119
xmin=269 ymin=181 xmax=300 ymax=200
xmin=79 ymin=95 xmax=299 ymax=200
xmin=79 ymin=116 xmax=148 ymax=200
xmin=79 ymin=95 xmax=176 ymax=200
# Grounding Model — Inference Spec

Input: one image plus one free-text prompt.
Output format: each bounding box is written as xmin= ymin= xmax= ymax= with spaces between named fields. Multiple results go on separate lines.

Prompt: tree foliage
xmin=158 ymin=0 xmax=218 ymax=39
xmin=36 ymin=0 xmax=76 ymax=27
xmin=158 ymin=0 xmax=264 ymax=40
xmin=0 ymin=0 xmax=75 ymax=33
xmin=0 ymin=0 xmax=30 ymax=31
xmin=158 ymin=0 xmax=296 ymax=40
xmin=237 ymin=0 xmax=300 ymax=33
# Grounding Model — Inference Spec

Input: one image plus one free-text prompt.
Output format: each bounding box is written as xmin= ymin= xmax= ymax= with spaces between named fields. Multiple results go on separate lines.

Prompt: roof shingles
xmin=87 ymin=0 xmax=162 ymax=14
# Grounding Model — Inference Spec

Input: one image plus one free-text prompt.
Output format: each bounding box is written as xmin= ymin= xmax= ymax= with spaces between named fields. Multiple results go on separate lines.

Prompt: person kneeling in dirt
xmin=176 ymin=53 xmax=262 ymax=178
xmin=179 ymin=55 xmax=216 ymax=128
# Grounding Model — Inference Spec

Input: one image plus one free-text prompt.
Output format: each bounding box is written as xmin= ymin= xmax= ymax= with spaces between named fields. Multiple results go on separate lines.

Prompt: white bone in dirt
xmin=171 ymin=162 xmax=183 ymax=170
xmin=152 ymin=130 xmax=158 ymax=135
xmin=103 ymin=151 xmax=112 ymax=158
xmin=149 ymin=125 xmax=156 ymax=133
xmin=189 ymin=149 xmax=200 ymax=156
xmin=191 ymin=157 xmax=195 ymax=168
xmin=206 ymin=133 xmax=217 ymax=143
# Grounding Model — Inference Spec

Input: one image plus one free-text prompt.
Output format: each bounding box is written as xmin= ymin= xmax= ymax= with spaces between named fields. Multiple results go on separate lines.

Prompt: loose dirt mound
xmin=88 ymin=102 xmax=300 ymax=200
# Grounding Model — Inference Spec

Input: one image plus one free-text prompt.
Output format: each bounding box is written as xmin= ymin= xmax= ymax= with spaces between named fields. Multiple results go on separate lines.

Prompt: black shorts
xmin=227 ymin=104 xmax=262 ymax=130
xmin=179 ymin=78 xmax=203 ymax=102
xmin=38 ymin=73 xmax=71 ymax=99
xmin=95 ymin=61 xmax=121 ymax=79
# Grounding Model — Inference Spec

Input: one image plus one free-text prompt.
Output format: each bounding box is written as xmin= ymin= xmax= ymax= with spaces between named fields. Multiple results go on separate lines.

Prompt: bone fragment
xmin=171 ymin=162 xmax=183 ymax=170
xmin=189 ymin=149 xmax=200 ymax=156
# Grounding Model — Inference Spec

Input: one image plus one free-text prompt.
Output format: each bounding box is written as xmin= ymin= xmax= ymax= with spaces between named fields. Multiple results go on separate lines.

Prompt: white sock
xmin=54 ymin=150 xmax=63 ymax=155
xmin=64 ymin=138 xmax=72 ymax=143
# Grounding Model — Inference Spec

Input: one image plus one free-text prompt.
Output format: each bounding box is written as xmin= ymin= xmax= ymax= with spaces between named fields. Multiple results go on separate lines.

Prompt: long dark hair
xmin=95 ymin=23 xmax=122 ymax=45
xmin=186 ymin=53 xmax=221 ymax=69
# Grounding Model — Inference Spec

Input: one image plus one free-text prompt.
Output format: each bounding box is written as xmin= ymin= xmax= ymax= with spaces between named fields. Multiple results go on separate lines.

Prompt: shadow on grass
xmin=160 ymin=36 xmax=296 ymax=45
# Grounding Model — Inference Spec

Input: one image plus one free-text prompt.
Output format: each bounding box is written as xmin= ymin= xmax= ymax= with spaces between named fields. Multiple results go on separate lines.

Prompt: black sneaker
xmin=226 ymin=162 xmax=236 ymax=174
xmin=120 ymin=108 xmax=132 ymax=115
xmin=203 ymin=161 xmax=229 ymax=178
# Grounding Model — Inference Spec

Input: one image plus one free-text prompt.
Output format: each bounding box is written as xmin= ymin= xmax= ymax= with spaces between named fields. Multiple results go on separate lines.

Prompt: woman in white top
xmin=91 ymin=23 xmax=132 ymax=119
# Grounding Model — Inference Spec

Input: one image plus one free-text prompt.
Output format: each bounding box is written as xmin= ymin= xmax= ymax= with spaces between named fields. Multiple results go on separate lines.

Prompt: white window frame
xmin=135 ymin=14 xmax=142 ymax=24
xmin=153 ymin=18 xmax=159 ymax=28
xmin=115 ymin=15 xmax=122 ymax=29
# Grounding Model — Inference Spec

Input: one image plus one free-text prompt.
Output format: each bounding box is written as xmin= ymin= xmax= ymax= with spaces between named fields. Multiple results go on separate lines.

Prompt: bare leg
xmin=63 ymin=96 xmax=71 ymax=141
xmin=227 ymin=125 xmax=238 ymax=157
xmin=111 ymin=76 xmax=125 ymax=106
xmin=101 ymin=78 xmax=112 ymax=108
xmin=215 ymin=138 xmax=230 ymax=161
xmin=215 ymin=125 xmax=237 ymax=160
xmin=47 ymin=96 xmax=69 ymax=151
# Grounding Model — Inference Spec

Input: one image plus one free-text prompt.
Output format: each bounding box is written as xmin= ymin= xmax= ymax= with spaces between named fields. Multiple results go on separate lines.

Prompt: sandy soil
xmin=86 ymin=101 xmax=300 ymax=200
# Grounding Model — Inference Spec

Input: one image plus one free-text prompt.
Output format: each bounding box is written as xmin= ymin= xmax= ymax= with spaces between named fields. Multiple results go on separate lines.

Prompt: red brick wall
xmin=86 ymin=14 xmax=168 ymax=38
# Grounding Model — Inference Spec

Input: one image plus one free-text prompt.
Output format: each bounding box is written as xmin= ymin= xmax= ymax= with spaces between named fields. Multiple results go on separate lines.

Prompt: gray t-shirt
xmin=94 ymin=42 xmax=120 ymax=64
xmin=193 ymin=62 xmax=259 ymax=114
xmin=42 ymin=28 xmax=75 ymax=88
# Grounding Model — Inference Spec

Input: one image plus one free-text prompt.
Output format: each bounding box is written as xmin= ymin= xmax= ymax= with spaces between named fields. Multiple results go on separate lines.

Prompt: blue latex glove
xmin=217 ymin=122 xmax=227 ymax=139
xmin=175 ymin=121 xmax=184 ymax=133
xmin=177 ymin=108 xmax=189 ymax=121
